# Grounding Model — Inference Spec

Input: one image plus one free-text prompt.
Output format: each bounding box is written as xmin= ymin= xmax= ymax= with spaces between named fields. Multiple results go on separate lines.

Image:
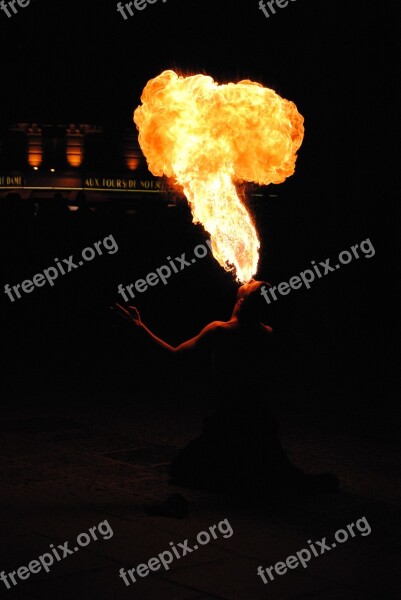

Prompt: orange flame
xmin=134 ymin=70 xmax=304 ymax=282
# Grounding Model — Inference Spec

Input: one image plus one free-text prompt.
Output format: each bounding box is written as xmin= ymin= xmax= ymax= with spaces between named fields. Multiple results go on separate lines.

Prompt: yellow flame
xmin=134 ymin=70 xmax=304 ymax=282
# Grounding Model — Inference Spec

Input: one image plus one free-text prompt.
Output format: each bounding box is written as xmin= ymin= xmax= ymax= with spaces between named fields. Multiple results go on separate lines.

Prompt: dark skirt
xmin=170 ymin=403 xmax=302 ymax=492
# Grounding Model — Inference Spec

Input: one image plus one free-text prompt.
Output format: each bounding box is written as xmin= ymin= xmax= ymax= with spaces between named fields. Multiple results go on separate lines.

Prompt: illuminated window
xmin=66 ymin=126 xmax=84 ymax=168
xmin=27 ymin=125 xmax=43 ymax=168
xmin=124 ymin=132 xmax=142 ymax=171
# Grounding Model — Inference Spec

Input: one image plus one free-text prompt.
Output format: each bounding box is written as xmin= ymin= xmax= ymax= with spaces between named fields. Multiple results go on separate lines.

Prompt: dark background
xmin=0 ymin=3 xmax=399 ymax=599
xmin=0 ymin=0 xmax=396 ymax=427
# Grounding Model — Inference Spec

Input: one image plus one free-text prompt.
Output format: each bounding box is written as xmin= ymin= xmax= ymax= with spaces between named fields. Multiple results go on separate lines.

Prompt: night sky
xmin=1 ymin=0 xmax=392 ymax=195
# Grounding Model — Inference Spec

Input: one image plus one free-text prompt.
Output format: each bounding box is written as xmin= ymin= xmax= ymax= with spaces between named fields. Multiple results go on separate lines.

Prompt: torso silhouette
xmin=207 ymin=320 xmax=273 ymax=410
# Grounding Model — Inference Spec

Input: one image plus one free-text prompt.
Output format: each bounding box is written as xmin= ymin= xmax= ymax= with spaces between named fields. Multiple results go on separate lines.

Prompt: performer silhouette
xmin=115 ymin=279 xmax=338 ymax=496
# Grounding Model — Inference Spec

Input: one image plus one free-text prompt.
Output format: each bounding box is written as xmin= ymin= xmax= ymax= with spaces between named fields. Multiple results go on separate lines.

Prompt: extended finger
xmin=114 ymin=303 xmax=134 ymax=322
xmin=115 ymin=302 xmax=131 ymax=316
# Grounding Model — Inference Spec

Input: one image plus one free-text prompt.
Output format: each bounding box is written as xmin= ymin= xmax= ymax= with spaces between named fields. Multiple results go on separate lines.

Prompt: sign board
xmin=83 ymin=177 xmax=164 ymax=191
xmin=0 ymin=175 xmax=24 ymax=187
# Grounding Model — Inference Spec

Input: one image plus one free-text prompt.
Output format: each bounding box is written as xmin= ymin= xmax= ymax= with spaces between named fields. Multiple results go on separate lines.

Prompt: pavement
xmin=0 ymin=395 xmax=400 ymax=600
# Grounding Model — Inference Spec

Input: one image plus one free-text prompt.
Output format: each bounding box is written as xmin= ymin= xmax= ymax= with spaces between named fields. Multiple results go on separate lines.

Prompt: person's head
xmin=233 ymin=279 xmax=272 ymax=324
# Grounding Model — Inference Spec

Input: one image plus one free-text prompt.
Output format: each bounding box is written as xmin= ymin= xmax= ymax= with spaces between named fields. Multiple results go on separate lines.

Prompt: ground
xmin=0 ymin=391 xmax=399 ymax=600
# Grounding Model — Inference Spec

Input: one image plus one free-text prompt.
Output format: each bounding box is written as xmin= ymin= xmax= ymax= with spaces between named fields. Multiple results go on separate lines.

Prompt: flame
xmin=134 ymin=70 xmax=304 ymax=282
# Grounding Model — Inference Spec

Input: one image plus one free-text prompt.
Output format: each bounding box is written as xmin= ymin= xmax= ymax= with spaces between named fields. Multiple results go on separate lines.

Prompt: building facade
xmin=0 ymin=123 xmax=169 ymax=207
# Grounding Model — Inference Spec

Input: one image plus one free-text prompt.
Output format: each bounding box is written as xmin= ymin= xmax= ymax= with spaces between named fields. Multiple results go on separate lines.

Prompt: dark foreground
xmin=0 ymin=391 xmax=399 ymax=600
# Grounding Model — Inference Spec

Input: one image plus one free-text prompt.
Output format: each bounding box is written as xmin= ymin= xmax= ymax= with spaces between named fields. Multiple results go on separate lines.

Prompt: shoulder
xmin=199 ymin=320 xmax=231 ymax=335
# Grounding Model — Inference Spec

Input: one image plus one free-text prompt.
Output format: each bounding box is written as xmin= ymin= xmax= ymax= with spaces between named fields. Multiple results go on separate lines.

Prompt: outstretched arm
xmin=114 ymin=303 xmax=218 ymax=354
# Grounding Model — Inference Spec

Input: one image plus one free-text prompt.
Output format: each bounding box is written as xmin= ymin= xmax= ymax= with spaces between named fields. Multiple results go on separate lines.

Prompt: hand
xmin=113 ymin=303 xmax=142 ymax=327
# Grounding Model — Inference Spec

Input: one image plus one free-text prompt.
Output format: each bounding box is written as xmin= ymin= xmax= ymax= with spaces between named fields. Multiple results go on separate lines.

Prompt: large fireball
xmin=134 ymin=70 xmax=304 ymax=282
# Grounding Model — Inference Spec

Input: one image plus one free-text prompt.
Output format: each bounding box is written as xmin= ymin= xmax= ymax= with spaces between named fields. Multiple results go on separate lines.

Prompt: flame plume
xmin=134 ymin=70 xmax=304 ymax=282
